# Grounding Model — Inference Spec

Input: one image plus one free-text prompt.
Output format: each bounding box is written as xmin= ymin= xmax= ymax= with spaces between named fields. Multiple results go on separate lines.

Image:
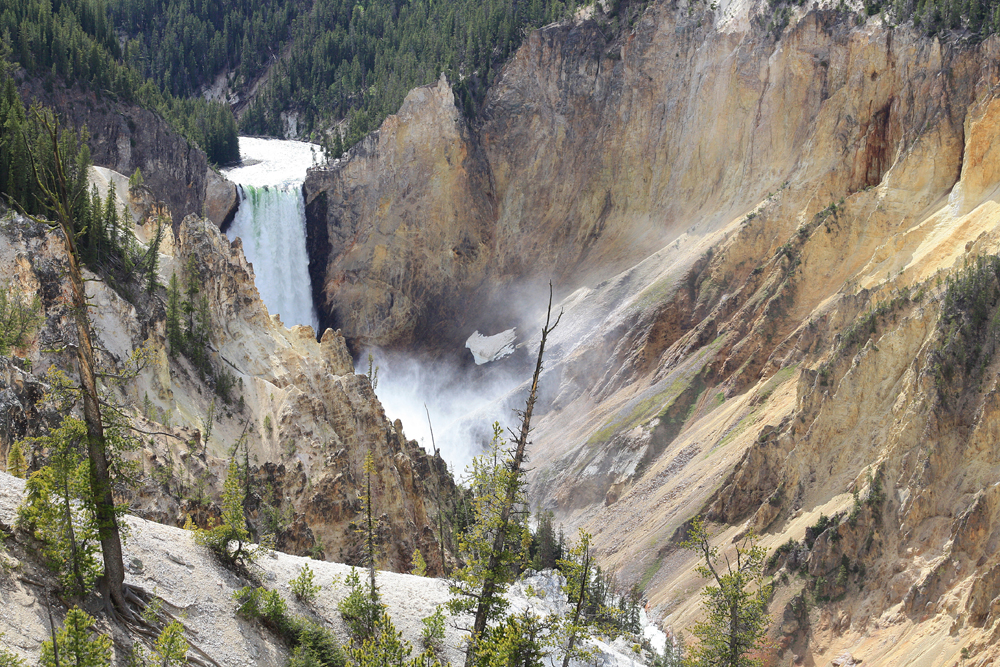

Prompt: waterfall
xmin=223 ymin=137 xmax=321 ymax=332
xmin=227 ymin=184 xmax=319 ymax=330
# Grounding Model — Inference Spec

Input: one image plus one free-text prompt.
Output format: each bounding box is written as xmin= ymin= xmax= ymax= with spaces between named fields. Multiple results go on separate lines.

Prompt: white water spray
xmin=223 ymin=137 xmax=321 ymax=331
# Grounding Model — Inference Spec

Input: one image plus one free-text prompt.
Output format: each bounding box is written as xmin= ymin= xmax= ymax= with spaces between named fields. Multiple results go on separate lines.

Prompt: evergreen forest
xmin=1 ymin=0 xmax=239 ymax=164
xmin=1 ymin=0 xmax=999 ymax=170
xmin=104 ymin=0 xmax=591 ymax=148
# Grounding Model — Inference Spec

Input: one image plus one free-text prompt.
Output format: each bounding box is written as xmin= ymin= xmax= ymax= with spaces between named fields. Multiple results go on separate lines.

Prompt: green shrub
xmin=0 ymin=282 xmax=42 ymax=357
xmin=128 ymin=620 xmax=189 ymax=667
xmin=290 ymin=563 xmax=322 ymax=603
xmin=420 ymin=607 xmax=446 ymax=653
xmin=293 ymin=621 xmax=346 ymax=667
xmin=234 ymin=586 xmax=345 ymax=666
xmin=193 ymin=460 xmax=263 ymax=568
xmin=17 ymin=418 xmax=103 ymax=597
xmin=339 ymin=568 xmax=384 ymax=643
xmin=40 ymin=607 xmax=112 ymax=667
xmin=766 ymin=537 xmax=798 ymax=570
xmin=411 ymin=548 xmax=427 ymax=577
xmin=235 ymin=586 xmax=288 ymax=627
xmin=0 ymin=634 xmax=26 ymax=667
xmin=805 ymin=514 xmax=834 ymax=549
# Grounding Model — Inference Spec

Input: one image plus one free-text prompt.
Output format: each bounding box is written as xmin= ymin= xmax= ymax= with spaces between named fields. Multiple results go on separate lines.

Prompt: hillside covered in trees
xmin=1 ymin=0 xmax=239 ymax=164
xmin=103 ymin=0 xmax=607 ymax=149
xmin=5 ymin=0 xmax=1000 ymax=163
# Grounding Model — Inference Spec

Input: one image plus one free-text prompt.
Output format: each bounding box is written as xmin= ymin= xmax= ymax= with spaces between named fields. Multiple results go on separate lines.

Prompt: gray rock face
xmin=17 ymin=77 xmax=237 ymax=230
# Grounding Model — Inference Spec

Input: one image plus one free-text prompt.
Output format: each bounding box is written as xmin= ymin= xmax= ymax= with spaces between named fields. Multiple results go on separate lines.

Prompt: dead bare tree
xmin=463 ymin=283 xmax=561 ymax=667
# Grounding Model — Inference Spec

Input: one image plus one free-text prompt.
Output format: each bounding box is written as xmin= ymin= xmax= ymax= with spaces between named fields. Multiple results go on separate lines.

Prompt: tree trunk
xmin=66 ymin=231 xmax=129 ymax=614
xmin=29 ymin=111 xmax=129 ymax=615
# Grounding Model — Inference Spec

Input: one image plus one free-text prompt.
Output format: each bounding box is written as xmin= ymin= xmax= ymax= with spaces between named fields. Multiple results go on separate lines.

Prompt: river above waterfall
xmin=223 ymin=137 xmax=322 ymax=187
xmin=222 ymin=137 xmax=320 ymax=331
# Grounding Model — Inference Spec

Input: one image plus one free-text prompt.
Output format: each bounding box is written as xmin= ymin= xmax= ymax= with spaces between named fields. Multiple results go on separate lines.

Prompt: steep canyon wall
xmin=304 ymin=2 xmax=1000 ymax=663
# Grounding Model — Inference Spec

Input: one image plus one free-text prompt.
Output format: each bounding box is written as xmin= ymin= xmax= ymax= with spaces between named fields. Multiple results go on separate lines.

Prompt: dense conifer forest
xmin=3 ymin=0 xmax=999 ymax=164
xmin=103 ymin=0 xmax=589 ymax=149
xmin=1 ymin=0 xmax=239 ymax=164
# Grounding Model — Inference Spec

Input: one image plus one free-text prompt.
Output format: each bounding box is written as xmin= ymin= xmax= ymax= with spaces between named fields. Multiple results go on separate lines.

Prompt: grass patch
xmin=636 ymin=275 xmax=681 ymax=311
xmin=709 ymin=410 xmax=760 ymax=456
xmin=758 ymin=362 xmax=799 ymax=402
xmin=639 ymin=556 xmax=664 ymax=590
xmin=586 ymin=377 xmax=689 ymax=447
xmin=586 ymin=338 xmax=726 ymax=448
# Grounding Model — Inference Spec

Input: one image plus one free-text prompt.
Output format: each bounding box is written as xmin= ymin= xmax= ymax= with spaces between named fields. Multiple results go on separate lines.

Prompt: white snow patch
xmin=466 ymin=328 xmax=517 ymax=365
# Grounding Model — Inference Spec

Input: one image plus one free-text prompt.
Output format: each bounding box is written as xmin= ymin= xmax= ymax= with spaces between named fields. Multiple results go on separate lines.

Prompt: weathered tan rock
xmin=304 ymin=74 xmax=496 ymax=350
xmin=301 ymin=5 xmax=1000 ymax=665
xmin=0 ymin=209 xmax=452 ymax=574
xmin=303 ymin=11 xmax=972 ymax=355
xmin=203 ymin=167 xmax=239 ymax=229
xmin=150 ymin=215 xmax=455 ymax=570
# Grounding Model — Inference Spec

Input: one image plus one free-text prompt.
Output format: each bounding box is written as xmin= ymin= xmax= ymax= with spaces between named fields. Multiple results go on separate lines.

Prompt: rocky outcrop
xmin=17 ymin=75 xmax=238 ymax=229
xmin=0 ymin=197 xmax=454 ymax=574
xmin=304 ymin=74 xmax=496 ymax=351
xmin=149 ymin=213 xmax=456 ymax=571
xmin=303 ymin=1 xmax=1000 ymax=663
xmin=302 ymin=7 xmax=968 ymax=356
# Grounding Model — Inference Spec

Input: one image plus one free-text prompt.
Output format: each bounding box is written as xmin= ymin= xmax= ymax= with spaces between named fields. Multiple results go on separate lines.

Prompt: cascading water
xmin=223 ymin=137 xmax=321 ymax=331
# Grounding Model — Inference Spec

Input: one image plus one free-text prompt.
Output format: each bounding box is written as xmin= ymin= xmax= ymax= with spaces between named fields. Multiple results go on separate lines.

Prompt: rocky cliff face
xmin=0 ymin=185 xmax=452 ymax=574
xmin=303 ymin=74 xmax=497 ymax=351
xmin=17 ymin=75 xmax=238 ymax=230
xmin=310 ymin=6 xmax=957 ymax=353
xmin=303 ymin=1 xmax=1000 ymax=663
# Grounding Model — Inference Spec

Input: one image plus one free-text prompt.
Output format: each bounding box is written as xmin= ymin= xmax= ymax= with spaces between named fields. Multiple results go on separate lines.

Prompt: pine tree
xmin=5 ymin=440 xmax=27 ymax=478
xmin=0 ymin=634 xmax=26 ymax=667
xmin=559 ymin=530 xmax=595 ymax=667
xmin=17 ymin=416 xmax=103 ymax=597
xmin=104 ymin=182 xmax=120 ymax=257
xmin=0 ymin=281 xmax=42 ymax=357
xmin=681 ymin=517 xmax=772 ymax=667
xmin=446 ymin=423 xmax=528 ymax=630
xmin=290 ymin=563 xmax=321 ymax=603
xmin=183 ymin=255 xmax=200 ymax=340
xmin=474 ymin=611 xmax=556 ymax=667
xmin=449 ymin=287 xmax=560 ymax=667
xmin=39 ymin=607 xmax=113 ymax=667
xmin=361 ymin=452 xmax=379 ymax=591
xmin=166 ymin=272 xmax=183 ymax=353
xmin=339 ymin=567 xmax=385 ymax=646
xmin=342 ymin=451 xmax=385 ymax=643
xmin=152 ymin=620 xmax=188 ymax=666
xmin=88 ymin=185 xmax=104 ymax=264
xmin=193 ymin=459 xmax=255 ymax=566
xmin=531 ymin=510 xmax=558 ymax=571
xmin=411 ymin=548 xmax=427 ymax=576
xmin=653 ymin=634 xmax=686 ymax=667
xmin=344 ymin=609 xmax=444 ymax=667
xmin=145 ymin=216 xmax=165 ymax=296
xmin=19 ymin=109 xmax=132 ymax=613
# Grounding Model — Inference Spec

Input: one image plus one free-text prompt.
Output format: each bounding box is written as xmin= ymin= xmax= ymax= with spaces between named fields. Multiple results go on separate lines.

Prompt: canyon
xmin=298 ymin=0 xmax=1000 ymax=664
xmin=7 ymin=0 xmax=1000 ymax=663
